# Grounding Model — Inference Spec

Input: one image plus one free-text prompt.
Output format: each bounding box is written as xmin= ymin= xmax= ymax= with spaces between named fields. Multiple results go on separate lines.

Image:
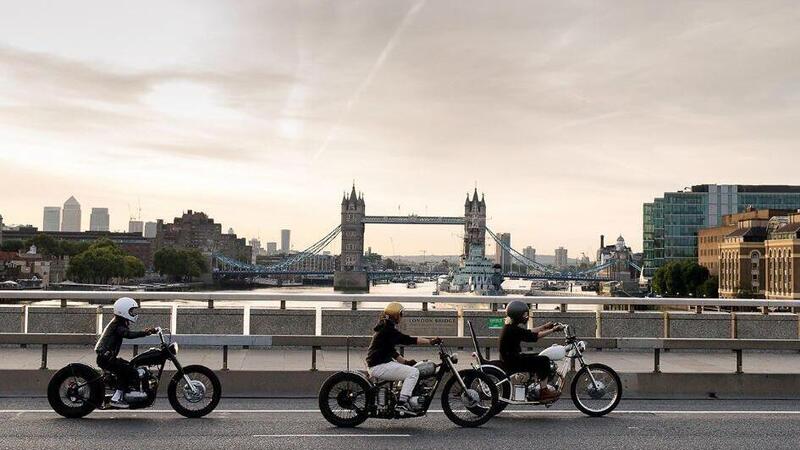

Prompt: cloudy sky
xmin=1 ymin=0 xmax=799 ymax=257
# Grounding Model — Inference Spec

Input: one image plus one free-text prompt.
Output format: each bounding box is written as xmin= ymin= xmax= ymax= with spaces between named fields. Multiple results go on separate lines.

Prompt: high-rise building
xmin=644 ymin=185 xmax=800 ymax=277
xmin=143 ymin=221 xmax=157 ymax=238
xmin=554 ymin=247 xmax=568 ymax=269
xmin=494 ymin=232 xmax=511 ymax=272
xmin=248 ymin=238 xmax=262 ymax=264
xmin=43 ymin=207 xmax=61 ymax=232
xmin=61 ymin=196 xmax=81 ymax=232
xmin=281 ymin=229 xmax=291 ymax=254
xmin=129 ymin=220 xmax=144 ymax=234
xmin=523 ymin=246 xmax=536 ymax=262
xmin=266 ymin=242 xmax=277 ymax=255
xmin=89 ymin=208 xmax=110 ymax=231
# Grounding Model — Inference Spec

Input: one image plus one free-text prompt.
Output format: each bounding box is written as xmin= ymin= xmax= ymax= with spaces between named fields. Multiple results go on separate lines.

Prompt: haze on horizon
xmin=1 ymin=0 xmax=799 ymax=258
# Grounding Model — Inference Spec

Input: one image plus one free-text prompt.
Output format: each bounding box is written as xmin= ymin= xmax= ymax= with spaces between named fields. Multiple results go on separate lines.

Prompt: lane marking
xmin=253 ymin=434 xmax=410 ymax=438
xmin=3 ymin=409 xmax=800 ymax=415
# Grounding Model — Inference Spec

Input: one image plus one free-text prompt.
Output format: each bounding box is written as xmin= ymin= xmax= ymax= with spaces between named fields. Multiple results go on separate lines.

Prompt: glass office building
xmin=643 ymin=185 xmax=800 ymax=277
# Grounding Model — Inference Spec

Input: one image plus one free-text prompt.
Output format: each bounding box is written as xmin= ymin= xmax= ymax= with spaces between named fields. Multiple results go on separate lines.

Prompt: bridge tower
xmin=463 ymin=189 xmax=486 ymax=258
xmin=334 ymin=184 xmax=369 ymax=291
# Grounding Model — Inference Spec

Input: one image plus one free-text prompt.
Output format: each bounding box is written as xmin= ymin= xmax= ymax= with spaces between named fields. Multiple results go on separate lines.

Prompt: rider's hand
xmin=544 ymin=322 xmax=556 ymax=329
xmin=429 ymin=337 xmax=442 ymax=346
xmin=405 ymin=359 xmax=418 ymax=366
xmin=145 ymin=327 xmax=157 ymax=335
xmin=553 ymin=324 xmax=565 ymax=331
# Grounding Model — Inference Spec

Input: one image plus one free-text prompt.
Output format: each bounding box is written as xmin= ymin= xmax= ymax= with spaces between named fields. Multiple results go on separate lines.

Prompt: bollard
xmin=351 ymin=301 xmax=358 ymax=311
xmin=222 ymin=345 xmax=229 ymax=371
xmin=422 ymin=302 xmax=428 ymax=312
xmin=653 ymin=348 xmax=661 ymax=373
xmin=60 ymin=298 xmax=67 ymax=308
xmin=40 ymin=344 xmax=48 ymax=370
xmin=560 ymin=303 xmax=567 ymax=312
xmin=311 ymin=346 xmax=320 ymax=371
xmin=208 ymin=299 xmax=214 ymax=309
xmin=280 ymin=300 xmax=286 ymax=310
xmin=735 ymin=349 xmax=743 ymax=374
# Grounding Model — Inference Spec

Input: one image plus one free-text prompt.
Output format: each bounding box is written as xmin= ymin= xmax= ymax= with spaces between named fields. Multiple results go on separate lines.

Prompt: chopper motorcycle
xmin=318 ymin=340 xmax=498 ymax=427
xmin=468 ymin=320 xmax=621 ymax=417
xmin=47 ymin=327 xmax=221 ymax=418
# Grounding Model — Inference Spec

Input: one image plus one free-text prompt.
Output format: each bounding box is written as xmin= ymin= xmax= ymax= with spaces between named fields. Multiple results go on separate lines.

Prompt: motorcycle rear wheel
xmin=318 ymin=372 xmax=371 ymax=427
xmin=481 ymin=366 xmax=510 ymax=416
xmin=47 ymin=365 xmax=101 ymax=418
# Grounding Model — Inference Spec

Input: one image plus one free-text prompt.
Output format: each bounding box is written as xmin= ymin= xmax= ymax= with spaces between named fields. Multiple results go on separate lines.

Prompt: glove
xmin=429 ymin=337 xmax=443 ymax=346
xmin=145 ymin=327 xmax=157 ymax=335
xmin=405 ymin=359 xmax=418 ymax=366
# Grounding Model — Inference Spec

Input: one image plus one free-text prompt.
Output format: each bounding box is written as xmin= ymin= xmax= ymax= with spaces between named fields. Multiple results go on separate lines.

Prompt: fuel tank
xmin=538 ymin=344 xmax=566 ymax=361
xmin=131 ymin=347 xmax=168 ymax=367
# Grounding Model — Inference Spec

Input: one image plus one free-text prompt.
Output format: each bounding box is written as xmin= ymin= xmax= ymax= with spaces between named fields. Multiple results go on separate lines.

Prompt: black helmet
xmin=505 ymin=300 xmax=529 ymax=324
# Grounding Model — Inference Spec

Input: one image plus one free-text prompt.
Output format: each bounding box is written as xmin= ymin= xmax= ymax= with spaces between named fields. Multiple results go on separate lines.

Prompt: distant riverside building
xmin=129 ymin=220 xmax=144 ymax=234
xmin=89 ymin=208 xmax=110 ymax=232
xmin=643 ymin=185 xmax=800 ymax=277
xmin=143 ymin=221 xmax=157 ymax=238
xmin=554 ymin=247 xmax=568 ymax=269
xmin=523 ymin=246 xmax=536 ymax=262
xmin=154 ymin=210 xmax=251 ymax=262
xmin=248 ymin=238 xmax=261 ymax=264
xmin=716 ymin=210 xmax=800 ymax=299
xmin=280 ymin=229 xmax=291 ymax=253
xmin=266 ymin=242 xmax=277 ymax=255
xmin=699 ymin=208 xmax=793 ymax=277
xmin=494 ymin=233 xmax=511 ymax=272
xmin=61 ymin=196 xmax=81 ymax=232
xmin=596 ymin=235 xmax=636 ymax=281
xmin=43 ymin=207 xmax=61 ymax=232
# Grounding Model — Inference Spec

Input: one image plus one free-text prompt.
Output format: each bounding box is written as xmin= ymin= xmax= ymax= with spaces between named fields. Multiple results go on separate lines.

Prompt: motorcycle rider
xmin=366 ymin=302 xmax=441 ymax=414
xmin=94 ymin=297 xmax=156 ymax=408
xmin=499 ymin=300 xmax=564 ymax=402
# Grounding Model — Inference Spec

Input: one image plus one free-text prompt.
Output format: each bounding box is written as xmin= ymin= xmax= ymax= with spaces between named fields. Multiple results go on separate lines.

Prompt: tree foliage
xmin=0 ymin=240 xmax=25 ymax=252
xmin=22 ymin=234 xmax=90 ymax=257
xmin=651 ymin=260 xmax=713 ymax=297
xmin=66 ymin=239 xmax=145 ymax=284
xmin=154 ymin=247 xmax=209 ymax=281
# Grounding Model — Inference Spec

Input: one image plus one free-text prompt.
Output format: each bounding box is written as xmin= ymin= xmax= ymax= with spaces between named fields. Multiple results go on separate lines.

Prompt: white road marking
xmin=2 ymin=409 xmax=800 ymax=415
xmin=253 ymin=434 xmax=411 ymax=438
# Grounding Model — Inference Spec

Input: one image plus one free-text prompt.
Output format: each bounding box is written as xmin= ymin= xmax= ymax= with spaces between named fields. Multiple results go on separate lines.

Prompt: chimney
xmin=600 ymin=234 xmax=605 ymax=249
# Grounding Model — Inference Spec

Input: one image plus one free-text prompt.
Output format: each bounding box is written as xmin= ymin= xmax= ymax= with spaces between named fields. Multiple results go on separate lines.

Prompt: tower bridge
xmin=213 ymin=185 xmax=637 ymax=289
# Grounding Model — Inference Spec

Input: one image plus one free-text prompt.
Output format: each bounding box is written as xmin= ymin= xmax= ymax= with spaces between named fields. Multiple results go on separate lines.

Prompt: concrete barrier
xmin=0 ymin=306 xmax=23 ymax=333
xmin=101 ymin=307 xmax=172 ymax=331
xmin=27 ymin=307 xmax=97 ymax=334
xmin=532 ymin=311 xmax=596 ymax=337
xmin=250 ymin=309 xmax=315 ymax=335
xmin=322 ymin=310 xmax=459 ymax=336
xmin=669 ymin=312 xmax=731 ymax=338
xmin=601 ymin=312 xmax=664 ymax=338
xmin=177 ymin=308 xmax=244 ymax=335
xmin=463 ymin=310 xmax=507 ymax=337
xmin=736 ymin=313 xmax=798 ymax=339
xmin=321 ymin=310 xmax=376 ymax=336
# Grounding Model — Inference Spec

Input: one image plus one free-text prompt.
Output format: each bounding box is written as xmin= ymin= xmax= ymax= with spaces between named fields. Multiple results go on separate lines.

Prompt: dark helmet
xmin=505 ymin=300 xmax=529 ymax=324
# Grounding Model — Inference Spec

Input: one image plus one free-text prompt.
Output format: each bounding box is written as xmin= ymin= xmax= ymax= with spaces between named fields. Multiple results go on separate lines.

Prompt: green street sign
xmin=488 ymin=317 xmax=505 ymax=329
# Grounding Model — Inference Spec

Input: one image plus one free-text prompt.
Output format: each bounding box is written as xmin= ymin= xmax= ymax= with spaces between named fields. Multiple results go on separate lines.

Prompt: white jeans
xmin=368 ymin=361 xmax=420 ymax=399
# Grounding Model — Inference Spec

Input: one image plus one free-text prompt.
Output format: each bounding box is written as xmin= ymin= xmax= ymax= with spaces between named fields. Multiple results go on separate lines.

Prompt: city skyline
xmin=2 ymin=1 xmax=800 ymax=256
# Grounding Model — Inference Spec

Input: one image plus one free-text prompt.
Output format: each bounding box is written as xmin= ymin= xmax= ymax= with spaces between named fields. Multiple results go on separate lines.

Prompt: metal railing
xmin=1 ymin=332 xmax=797 ymax=374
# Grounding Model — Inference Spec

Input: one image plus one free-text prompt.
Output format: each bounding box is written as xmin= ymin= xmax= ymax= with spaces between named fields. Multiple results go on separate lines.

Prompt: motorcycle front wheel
xmin=441 ymin=370 xmax=498 ymax=427
xmin=318 ymin=372 xmax=371 ymax=427
xmin=168 ymin=365 xmax=221 ymax=418
xmin=570 ymin=363 xmax=621 ymax=417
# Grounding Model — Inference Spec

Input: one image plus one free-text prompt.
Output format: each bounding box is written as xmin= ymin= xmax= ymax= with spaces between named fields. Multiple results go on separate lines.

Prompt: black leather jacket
xmin=94 ymin=317 xmax=149 ymax=358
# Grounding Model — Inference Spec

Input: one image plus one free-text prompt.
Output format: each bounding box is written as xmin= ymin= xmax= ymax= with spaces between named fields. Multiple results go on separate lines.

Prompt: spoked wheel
xmin=481 ymin=366 xmax=510 ymax=417
xmin=441 ymin=369 xmax=498 ymax=427
xmin=168 ymin=365 xmax=221 ymax=418
xmin=47 ymin=365 xmax=101 ymax=418
xmin=318 ymin=372 xmax=370 ymax=427
xmin=570 ymin=363 xmax=622 ymax=417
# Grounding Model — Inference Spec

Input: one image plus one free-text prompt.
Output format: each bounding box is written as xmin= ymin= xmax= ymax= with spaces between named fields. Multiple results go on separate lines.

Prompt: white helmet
xmin=113 ymin=297 xmax=139 ymax=322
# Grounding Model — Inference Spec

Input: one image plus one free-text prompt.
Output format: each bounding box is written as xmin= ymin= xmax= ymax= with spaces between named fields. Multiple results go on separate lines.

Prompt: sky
xmin=1 ymin=0 xmax=800 ymax=258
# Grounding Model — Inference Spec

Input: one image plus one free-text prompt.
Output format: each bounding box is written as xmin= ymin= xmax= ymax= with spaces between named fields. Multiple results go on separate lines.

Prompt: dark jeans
xmin=97 ymin=352 xmax=139 ymax=391
xmin=504 ymin=354 xmax=551 ymax=381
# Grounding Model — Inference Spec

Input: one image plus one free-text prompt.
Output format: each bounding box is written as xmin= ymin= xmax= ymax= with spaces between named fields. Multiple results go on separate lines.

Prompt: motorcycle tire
xmin=570 ymin=363 xmax=622 ymax=417
xmin=168 ymin=365 xmax=222 ymax=418
xmin=441 ymin=369 xmax=498 ymax=427
xmin=481 ymin=366 xmax=510 ymax=416
xmin=47 ymin=364 xmax=102 ymax=419
xmin=318 ymin=372 xmax=371 ymax=428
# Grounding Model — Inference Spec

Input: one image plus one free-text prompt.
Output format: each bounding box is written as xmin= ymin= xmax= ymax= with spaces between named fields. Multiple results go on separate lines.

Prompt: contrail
xmin=312 ymin=0 xmax=426 ymax=161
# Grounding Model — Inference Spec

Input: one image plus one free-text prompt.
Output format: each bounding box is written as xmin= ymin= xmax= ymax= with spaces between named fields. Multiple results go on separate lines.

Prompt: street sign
xmin=488 ymin=317 xmax=505 ymax=329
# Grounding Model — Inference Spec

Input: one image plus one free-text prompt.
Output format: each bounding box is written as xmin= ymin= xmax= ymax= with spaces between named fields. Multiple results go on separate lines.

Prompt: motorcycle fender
xmin=479 ymin=364 xmax=508 ymax=379
xmin=60 ymin=363 xmax=104 ymax=407
xmin=344 ymin=370 xmax=374 ymax=387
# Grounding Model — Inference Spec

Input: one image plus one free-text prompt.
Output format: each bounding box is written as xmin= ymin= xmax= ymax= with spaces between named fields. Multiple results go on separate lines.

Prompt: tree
xmin=697 ymin=276 xmax=719 ymax=298
xmin=154 ymin=247 xmax=208 ymax=281
xmin=66 ymin=239 xmax=145 ymax=284
xmin=652 ymin=260 xmax=713 ymax=297
xmin=0 ymin=240 xmax=25 ymax=252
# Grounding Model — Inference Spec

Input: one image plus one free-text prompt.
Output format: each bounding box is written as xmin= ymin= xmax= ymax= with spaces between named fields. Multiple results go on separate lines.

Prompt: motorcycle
xmin=47 ymin=327 xmax=221 ymax=418
xmin=318 ymin=340 xmax=498 ymax=427
xmin=467 ymin=320 xmax=622 ymax=417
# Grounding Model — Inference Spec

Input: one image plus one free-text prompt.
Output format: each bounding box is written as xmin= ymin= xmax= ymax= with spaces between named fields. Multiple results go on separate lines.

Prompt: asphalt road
xmin=2 ymin=398 xmax=800 ymax=449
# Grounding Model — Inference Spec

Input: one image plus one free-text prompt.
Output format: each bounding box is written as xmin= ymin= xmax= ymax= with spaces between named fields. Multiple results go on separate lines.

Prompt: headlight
xmin=577 ymin=341 xmax=586 ymax=353
xmin=169 ymin=342 xmax=179 ymax=355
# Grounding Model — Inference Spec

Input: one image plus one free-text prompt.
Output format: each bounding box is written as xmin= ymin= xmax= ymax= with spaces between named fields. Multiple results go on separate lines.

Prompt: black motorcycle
xmin=318 ymin=341 xmax=498 ymax=428
xmin=47 ymin=328 xmax=221 ymax=418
